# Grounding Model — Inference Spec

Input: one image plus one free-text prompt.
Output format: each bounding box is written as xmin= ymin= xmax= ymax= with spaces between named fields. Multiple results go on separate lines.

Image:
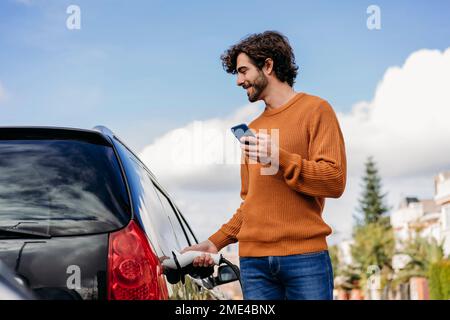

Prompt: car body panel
xmin=0 ymin=234 xmax=108 ymax=299
xmin=0 ymin=126 xmax=227 ymax=300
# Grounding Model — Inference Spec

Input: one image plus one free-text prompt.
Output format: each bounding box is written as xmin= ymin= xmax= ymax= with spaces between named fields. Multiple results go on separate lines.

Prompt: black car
xmin=0 ymin=126 xmax=238 ymax=300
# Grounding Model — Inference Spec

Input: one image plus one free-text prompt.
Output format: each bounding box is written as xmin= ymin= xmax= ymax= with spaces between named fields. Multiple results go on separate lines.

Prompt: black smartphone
xmin=231 ymin=123 xmax=255 ymax=144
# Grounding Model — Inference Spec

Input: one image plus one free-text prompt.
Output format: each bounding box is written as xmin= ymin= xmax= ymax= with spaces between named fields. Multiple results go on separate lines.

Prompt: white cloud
xmin=324 ymin=47 xmax=450 ymax=243
xmin=139 ymin=47 xmax=450 ymax=246
xmin=138 ymin=102 xmax=263 ymax=244
xmin=341 ymin=47 xmax=450 ymax=178
xmin=139 ymin=102 xmax=263 ymax=191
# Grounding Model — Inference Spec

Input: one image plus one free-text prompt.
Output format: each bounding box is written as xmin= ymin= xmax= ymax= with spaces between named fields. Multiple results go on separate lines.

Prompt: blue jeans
xmin=239 ymin=250 xmax=334 ymax=300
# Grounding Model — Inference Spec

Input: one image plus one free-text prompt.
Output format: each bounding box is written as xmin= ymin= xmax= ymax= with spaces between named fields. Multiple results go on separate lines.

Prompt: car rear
xmin=0 ymin=127 xmax=168 ymax=300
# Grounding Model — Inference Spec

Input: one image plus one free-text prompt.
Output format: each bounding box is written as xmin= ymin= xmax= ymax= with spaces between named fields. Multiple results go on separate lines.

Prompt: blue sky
xmin=1 ymin=1 xmax=450 ymax=245
xmin=1 ymin=0 xmax=450 ymax=151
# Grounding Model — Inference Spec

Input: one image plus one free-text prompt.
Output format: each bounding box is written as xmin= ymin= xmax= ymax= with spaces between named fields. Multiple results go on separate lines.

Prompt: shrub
xmin=428 ymin=260 xmax=450 ymax=300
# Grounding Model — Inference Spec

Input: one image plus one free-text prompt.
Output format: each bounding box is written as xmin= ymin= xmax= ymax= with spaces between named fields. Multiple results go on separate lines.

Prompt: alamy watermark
xmin=168 ymin=124 xmax=280 ymax=175
xmin=367 ymin=265 xmax=381 ymax=290
xmin=66 ymin=264 xmax=81 ymax=290
xmin=367 ymin=5 xmax=381 ymax=30
xmin=66 ymin=5 xmax=81 ymax=30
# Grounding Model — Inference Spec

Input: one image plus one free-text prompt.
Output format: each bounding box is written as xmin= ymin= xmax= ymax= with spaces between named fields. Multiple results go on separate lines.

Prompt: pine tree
xmin=355 ymin=156 xmax=390 ymax=226
xmin=351 ymin=156 xmax=394 ymax=297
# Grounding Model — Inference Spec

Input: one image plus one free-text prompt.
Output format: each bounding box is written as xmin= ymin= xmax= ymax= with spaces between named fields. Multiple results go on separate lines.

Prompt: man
xmin=181 ymin=31 xmax=347 ymax=300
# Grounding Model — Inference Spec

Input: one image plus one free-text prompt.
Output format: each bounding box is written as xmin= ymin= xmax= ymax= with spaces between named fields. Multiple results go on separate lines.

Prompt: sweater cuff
xmin=208 ymin=229 xmax=235 ymax=252
xmin=278 ymin=147 xmax=302 ymax=172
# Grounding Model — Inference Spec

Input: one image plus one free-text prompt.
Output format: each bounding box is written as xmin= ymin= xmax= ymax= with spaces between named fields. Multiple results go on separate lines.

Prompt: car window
xmin=0 ymin=139 xmax=131 ymax=237
xmin=113 ymin=140 xmax=189 ymax=257
xmin=175 ymin=206 xmax=198 ymax=245
xmin=152 ymin=185 xmax=190 ymax=249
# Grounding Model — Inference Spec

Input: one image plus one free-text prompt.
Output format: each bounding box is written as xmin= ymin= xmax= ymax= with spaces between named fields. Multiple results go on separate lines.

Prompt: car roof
xmin=0 ymin=126 xmax=115 ymax=146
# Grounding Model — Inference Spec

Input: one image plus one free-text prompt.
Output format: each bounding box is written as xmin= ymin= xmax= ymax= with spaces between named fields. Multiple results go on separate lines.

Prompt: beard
xmin=245 ymin=71 xmax=268 ymax=102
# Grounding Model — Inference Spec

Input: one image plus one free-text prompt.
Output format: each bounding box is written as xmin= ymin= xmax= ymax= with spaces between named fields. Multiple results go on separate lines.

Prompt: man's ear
xmin=263 ymin=58 xmax=274 ymax=75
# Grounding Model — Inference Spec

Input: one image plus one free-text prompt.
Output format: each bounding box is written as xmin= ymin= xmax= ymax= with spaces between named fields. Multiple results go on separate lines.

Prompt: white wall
xmin=442 ymin=204 xmax=450 ymax=257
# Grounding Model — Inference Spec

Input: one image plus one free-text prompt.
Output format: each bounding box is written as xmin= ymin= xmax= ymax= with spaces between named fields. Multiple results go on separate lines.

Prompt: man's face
xmin=236 ymin=53 xmax=268 ymax=102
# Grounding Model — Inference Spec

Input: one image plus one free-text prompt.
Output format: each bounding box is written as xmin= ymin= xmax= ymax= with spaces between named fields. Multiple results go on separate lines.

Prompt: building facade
xmin=434 ymin=171 xmax=450 ymax=257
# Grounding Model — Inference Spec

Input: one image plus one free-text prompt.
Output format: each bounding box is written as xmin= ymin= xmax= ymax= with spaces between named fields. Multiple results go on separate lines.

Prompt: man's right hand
xmin=180 ymin=239 xmax=218 ymax=267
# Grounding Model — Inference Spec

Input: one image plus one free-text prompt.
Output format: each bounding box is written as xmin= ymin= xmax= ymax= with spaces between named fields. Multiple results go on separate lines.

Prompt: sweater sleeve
xmin=277 ymin=100 xmax=347 ymax=198
xmin=208 ymin=155 xmax=248 ymax=251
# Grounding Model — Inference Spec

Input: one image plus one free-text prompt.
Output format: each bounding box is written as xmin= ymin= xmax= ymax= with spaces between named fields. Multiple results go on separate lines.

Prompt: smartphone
xmin=231 ymin=123 xmax=255 ymax=144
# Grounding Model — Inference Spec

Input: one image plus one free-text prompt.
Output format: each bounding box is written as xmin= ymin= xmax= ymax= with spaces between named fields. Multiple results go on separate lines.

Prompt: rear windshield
xmin=0 ymin=138 xmax=131 ymax=237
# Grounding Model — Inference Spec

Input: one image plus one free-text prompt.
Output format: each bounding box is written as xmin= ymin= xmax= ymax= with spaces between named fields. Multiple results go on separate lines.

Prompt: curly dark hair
xmin=220 ymin=31 xmax=299 ymax=87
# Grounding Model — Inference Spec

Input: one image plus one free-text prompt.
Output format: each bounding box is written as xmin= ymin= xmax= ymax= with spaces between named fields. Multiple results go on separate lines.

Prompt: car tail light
xmin=108 ymin=220 xmax=169 ymax=300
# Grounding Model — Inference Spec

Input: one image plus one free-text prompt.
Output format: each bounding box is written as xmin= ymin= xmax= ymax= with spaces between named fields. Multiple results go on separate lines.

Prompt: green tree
xmin=428 ymin=260 xmax=450 ymax=300
xmin=350 ymin=157 xmax=394 ymax=297
xmin=355 ymin=156 xmax=390 ymax=226
xmin=329 ymin=245 xmax=340 ymax=276
xmin=393 ymin=234 xmax=444 ymax=287
xmin=351 ymin=217 xmax=395 ymax=290
xmin=330 ymin=245 xmax=361 ymax=291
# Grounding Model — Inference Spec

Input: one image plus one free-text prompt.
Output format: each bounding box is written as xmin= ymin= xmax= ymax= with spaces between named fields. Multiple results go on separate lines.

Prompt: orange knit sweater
xmin=208 ymin=92 xmax=347 ymax=257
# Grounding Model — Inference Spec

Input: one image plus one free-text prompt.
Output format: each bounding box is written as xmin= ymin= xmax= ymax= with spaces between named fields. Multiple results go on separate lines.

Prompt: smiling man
xmin=181 ymin=31 xmax=347 ymax=300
